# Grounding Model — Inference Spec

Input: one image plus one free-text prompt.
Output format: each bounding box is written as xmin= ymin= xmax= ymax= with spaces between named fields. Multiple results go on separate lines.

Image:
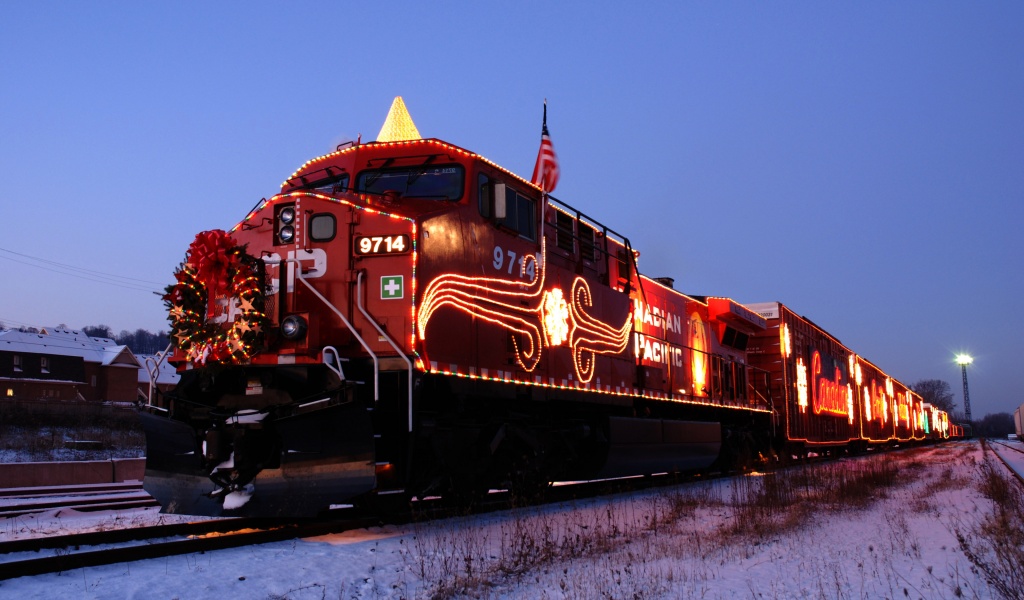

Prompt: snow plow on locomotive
xmin=140 ymin=99 xmax=955 ymax=517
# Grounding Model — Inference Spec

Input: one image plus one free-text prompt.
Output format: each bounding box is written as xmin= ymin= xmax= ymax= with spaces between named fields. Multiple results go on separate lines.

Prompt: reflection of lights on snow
xmin=542 ymin=288 xmax=570 ymax=346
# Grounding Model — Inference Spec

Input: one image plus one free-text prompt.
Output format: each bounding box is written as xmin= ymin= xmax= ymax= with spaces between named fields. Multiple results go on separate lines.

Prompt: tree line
xmin=912 ymin=378 xmax=1015 ymax=437
xmin=80 ymin=325 xmax=171 ymax=355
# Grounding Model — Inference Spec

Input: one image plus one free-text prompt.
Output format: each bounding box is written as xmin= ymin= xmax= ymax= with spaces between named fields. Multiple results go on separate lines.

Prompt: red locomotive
xmin=140 ymin=98 xmax=954 ymax=516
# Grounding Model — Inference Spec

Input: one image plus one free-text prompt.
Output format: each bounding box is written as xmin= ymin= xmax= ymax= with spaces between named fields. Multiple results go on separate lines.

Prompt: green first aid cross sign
xmin=381 ymin=275 xmax=404 ymax=300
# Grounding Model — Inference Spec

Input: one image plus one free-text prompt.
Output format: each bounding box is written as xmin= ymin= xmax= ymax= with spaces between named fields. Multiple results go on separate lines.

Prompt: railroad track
xmin=0 ymin=472 xmax=697 ymax=582
xmin=987 ymin=438 xmax=1024 ymax=456
xmin=984 ymin=438 xmax=1024 ymax=485
xmin=0 ymin=443 xmax=938 ymax=581
xmin=0 ymin=481 xmax=144 ymax=498
xmin=0 ymin=482 xmax=158 ymax=518
xmin=0 ymin=509 xmax=383 ymax=581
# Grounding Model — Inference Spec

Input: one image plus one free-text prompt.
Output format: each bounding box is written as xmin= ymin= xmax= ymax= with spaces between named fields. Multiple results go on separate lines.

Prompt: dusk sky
xmin=2 ymin=3 xmax=1021 ymax=418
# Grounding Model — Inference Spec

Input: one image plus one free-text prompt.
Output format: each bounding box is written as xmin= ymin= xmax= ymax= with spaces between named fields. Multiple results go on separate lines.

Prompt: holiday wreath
xmin=165 ymin=229 xmax=268 ymax=365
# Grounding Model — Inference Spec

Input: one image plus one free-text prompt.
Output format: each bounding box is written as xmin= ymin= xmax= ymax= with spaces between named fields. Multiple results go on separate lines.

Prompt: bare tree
xmin=912 ymin=379 xmax=957 ymax=413
xmin=976 ymin=412 xmax=1014 ymax=438
xmin=83 ymin=324 xmax=114 ymax=339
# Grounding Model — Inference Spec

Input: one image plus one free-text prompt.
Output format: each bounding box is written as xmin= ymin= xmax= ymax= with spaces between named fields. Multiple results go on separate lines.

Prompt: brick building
xmin=0 ymin=327 xmax=142 ymax=402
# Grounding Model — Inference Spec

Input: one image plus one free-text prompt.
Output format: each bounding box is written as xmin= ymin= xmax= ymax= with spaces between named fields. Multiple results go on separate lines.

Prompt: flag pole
xmin=538 ymin=99 xmax=548 ymax=267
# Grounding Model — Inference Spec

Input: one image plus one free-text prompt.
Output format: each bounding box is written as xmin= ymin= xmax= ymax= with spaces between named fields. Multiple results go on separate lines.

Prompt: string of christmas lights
xmin=164 ymin=230 xmax=269 ymax=366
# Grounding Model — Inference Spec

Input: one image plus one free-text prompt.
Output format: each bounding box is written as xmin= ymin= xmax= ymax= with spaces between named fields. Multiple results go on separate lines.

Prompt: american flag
xmin=531 ymin=101 xmax=559 ymax=193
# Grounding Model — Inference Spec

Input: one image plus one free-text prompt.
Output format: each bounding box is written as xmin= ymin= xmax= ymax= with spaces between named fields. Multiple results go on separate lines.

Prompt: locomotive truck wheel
xmin=357 ymin=490 xmax=412 ymax=516
xmin=445 ymin=475 xmax=490 ymax=511
xmin=503 ymin=451 xmax=552 ymax=506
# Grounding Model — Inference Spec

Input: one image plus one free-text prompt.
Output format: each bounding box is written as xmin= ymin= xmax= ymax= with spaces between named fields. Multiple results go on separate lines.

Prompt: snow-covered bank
xmin=1 ymin=440 xmax=1019 ymax=599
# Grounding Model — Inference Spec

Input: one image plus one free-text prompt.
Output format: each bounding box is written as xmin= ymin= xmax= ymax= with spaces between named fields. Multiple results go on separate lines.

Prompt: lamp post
xmin=955 ymin=354 xmax=973 ymax=422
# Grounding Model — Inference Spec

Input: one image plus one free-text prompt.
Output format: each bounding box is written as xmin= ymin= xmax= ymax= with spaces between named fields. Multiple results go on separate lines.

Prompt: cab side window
xmin=478 ymin=173 xmax=492 ymax=218
xmin=502 ymin=186 xmax=536 ymax=241
xmin=478 ymin=174 xmax=536 ymax=241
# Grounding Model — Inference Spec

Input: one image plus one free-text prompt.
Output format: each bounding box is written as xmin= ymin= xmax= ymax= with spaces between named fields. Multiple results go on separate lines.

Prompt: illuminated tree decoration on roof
xmin=376 ymin=96 xmax=422 ymax=142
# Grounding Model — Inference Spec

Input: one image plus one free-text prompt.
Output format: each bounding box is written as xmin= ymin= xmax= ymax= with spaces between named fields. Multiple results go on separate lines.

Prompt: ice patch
xmin=215 ymin=452 xmax=235 ymax=470
xmin=222 ymin=485 xmax=254 ymax=510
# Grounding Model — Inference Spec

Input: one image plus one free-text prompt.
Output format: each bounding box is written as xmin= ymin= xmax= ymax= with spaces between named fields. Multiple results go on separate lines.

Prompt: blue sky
xmin=1 ymin=2 xmax=1021 ymax=418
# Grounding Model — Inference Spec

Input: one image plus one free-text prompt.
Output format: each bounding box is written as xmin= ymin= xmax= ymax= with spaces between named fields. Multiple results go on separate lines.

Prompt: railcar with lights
xmin=140 ymin=99 xmax=954 ymax=518
xmin=746 ymin=301 xmax=949 ymax=455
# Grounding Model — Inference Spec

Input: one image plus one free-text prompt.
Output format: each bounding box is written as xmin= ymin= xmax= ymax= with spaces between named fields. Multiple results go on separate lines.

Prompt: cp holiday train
xmin=140 ymin=98 xmax=957 ymax=517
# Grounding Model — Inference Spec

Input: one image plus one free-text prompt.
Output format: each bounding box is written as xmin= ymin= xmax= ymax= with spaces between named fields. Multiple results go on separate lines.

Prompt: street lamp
xmin=955 ymin=354 xmax=973 ymax=422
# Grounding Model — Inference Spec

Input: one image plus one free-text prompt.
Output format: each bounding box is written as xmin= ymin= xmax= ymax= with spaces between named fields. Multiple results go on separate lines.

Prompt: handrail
xmin=267 ymin=257 xmax=379 ymax=402
xmin=144 ymin=343 xmax=173 ymax=406
xmin=543 ymin=195 xmax=639 ymax=297
xmin=321 ymin=346 xmax=346 ymax=382
xmin=357 ymin=271 xmax=415 ymax=433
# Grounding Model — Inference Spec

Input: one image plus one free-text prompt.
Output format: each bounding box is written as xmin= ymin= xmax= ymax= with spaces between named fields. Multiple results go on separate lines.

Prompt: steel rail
xmin=984 ymin=438 xmax=1024 ymax=486
xmin=0 ymin=442 xmax=946 ymax=581
xmin=0 ymin=513 xmax=375 ymax=581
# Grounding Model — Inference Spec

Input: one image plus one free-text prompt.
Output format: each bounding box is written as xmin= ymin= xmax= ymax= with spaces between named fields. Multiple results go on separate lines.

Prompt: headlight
xmin=281 ymin=315 xmax=308 ymax=340
xmin=275 ymin=204 xmax=297 ymax=245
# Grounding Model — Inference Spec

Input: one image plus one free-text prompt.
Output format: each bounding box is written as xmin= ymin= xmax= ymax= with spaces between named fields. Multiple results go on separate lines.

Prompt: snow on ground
xmin=0 ymin=440 xmax=1018 ymax=599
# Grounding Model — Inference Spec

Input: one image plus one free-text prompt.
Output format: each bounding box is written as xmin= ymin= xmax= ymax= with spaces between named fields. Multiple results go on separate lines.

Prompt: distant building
xmin=0 ymin=327 xmax=142 ymax=402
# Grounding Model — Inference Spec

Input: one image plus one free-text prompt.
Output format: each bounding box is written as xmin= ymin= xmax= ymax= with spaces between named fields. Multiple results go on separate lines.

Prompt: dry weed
xmin=954 ymin=456 xmax=1024 ymax=600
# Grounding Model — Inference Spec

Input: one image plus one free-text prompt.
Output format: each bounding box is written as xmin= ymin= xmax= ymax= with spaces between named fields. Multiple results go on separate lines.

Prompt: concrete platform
xmin=0 ymin=458 xmax=145 ymax=488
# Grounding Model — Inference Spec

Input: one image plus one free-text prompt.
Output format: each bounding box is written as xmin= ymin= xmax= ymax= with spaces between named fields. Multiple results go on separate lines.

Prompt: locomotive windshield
xmin=357 ymin=165 xmax=464 ymax=200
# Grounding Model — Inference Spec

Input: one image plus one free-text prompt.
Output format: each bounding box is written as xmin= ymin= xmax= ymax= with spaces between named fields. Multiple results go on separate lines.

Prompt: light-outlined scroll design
xmin=417 ymin=242 xmax=631 ymax=382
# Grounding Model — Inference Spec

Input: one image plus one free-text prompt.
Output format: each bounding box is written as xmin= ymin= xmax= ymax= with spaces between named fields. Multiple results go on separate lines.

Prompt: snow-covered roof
xmin=0 ymin=327 xmax=141 ymax=368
